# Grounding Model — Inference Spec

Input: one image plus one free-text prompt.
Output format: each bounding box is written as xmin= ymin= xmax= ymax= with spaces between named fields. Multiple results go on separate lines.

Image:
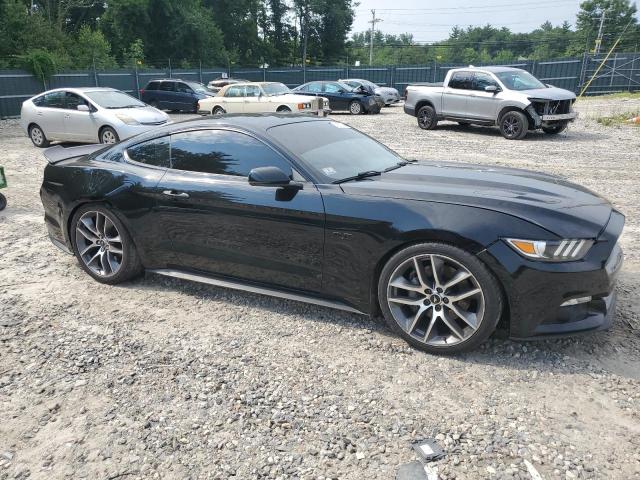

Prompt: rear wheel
xmin=542 ymin=122 xmax=567 ymax=135
xmin=499 ymin=110 xmax=528 ymax=140
xmin=277 ymin=106 xmax=292 ymax=113
xmin=0 ymin=193 xmax=6 ymax=211
xmin=349 ymin=101 xmax=363 ymax=115
xmin=71 ymin=205 xmax=142 ymax=285
xmin=378 ymin=242 xmax=503 ymax=354
xmin=29 ymin=124 xmax=50 ymax=148
xmin=100 ymin=126 xmax=119 ymax=144
xmin=212 ymin=106 xmax=226 ymax=116
xmin=417 ymin=105 xmax=438 ymax=130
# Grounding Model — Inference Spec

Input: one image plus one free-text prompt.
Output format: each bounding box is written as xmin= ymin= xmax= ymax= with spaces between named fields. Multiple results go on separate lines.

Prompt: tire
xmin=349 ymin=101 xmax=363 ymax=115
xmin=70 ymin=204 xmax=142 ymax=285
xmin=0 ymin=193 xmax=6 ymax=211
xmin=100 ymin=126 xmax=120 ymax=144
xmin=542 ymin=122 xmax=567 ymax=135
xmin=29 ymin=124 xmax=50 ymax=148
xmin=499 ymin=110 xmax=528 ymax=140
xmin=378 ymin=242 xmax=503 ymax=354
xmin=417 ymin=105 xmax=438 ymax=130
xmin=212 ymin=106 xmax=226 ymax=116
xmin=277 ymin=106 xmax=292 ymax=113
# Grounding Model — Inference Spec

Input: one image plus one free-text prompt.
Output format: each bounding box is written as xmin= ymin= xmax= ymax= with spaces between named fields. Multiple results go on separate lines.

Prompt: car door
xmin=467 ymin=72 xmax=503 ymax=121
xmin=243 ymin=84 xmax=268 ymax=112
xmin=34 ymin=91 xmax=67 ymax=140
xmin=155 ymin=128 xmax=325 ymax=293
xmin=322 ymin=82 xmax=349 ymax=110
xmin=222 ymin=85 xmax=246 ymax=113
xmin=442 ymin=71 xmax=473 ymax=117
xmin=175 ymin=82 xmax=196 ymax=111
xmin=158 ymin=81 xmax=176 ymax=110
xmin=62 ymin=92 xmax=98 ymax=142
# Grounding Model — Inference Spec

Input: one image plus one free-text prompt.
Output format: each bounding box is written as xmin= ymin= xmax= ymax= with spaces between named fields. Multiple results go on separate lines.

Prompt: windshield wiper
xmin=383 ymin=160 xmax=416 ymax=172
xmin=332 ymin=170 xmax=383 ymax=184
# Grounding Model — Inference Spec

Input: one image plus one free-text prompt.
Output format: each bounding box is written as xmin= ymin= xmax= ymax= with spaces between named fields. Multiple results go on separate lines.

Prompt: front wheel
xmin=378 ymin=243 xmax=503 ymax=354
xmin=349 ymin=101 xmax=363 ymax=115
xmin=542 ymin=122 xmax=567 ymax=135
xmin=417 ymin=105 xmax=438 ymax=130
xmin=71 ymin=205 xmax=142 ymax=285
xmin=499 ymin=110 xmax=528 ymax=140
xmin=100 ymin=126 xmax=120 ymax=144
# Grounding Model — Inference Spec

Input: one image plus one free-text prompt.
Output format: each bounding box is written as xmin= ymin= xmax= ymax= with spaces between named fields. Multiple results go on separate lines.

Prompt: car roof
xmin=455 ymin=66 xmax=524 ymax=73
xmin=37 ymin=87 xmax=121 ymax=95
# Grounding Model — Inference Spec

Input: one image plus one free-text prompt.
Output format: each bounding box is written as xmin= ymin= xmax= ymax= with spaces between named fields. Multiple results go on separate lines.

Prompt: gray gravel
xmin=1 ymin=101 xmax=639 ymax=480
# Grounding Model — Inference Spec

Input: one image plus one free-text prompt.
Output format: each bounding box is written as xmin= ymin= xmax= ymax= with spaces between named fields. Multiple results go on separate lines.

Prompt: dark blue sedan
xmin=292 ymin=81 xmax=383 ymax=114
xmin=140 ymin=79 xmax=215 ymax=113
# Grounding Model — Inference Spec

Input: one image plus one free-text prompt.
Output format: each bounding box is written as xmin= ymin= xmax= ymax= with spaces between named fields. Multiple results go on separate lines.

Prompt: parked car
xmin=207 ymin=77 xmax=250 ymax=94
xmin=20 ymin=87 xmax=170 ymax=147
xmin=340 ymin=78 xmax=401 ymax=106
xmin=198 ymin=82 xmax=330 ymax=116
xmin=0 ymin=166 xmax=6 ymax=211
xmin=40 ymin=114 xmax=623 ymax=354
xmin=140 ymin=79 xmax=215 ymax=113
xmin=404 ymin=66 xmax=578 ymax=139
xmin=292 ymin=81 xmax=382 ymax=114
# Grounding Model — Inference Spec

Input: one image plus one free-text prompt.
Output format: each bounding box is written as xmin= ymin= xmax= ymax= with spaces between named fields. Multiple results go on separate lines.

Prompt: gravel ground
xmin=1 ymin=99 xmax=639 ymax=480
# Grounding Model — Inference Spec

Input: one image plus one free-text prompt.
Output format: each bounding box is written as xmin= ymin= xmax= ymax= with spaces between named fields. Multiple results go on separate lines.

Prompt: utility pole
xmin=368 ymin=9 xmax=383 ymax=65
xmin=594 ymin=8 xmax=606 ymax=55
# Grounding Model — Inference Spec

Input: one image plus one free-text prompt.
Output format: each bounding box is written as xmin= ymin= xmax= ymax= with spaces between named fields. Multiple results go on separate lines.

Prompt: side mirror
xmin=77 ymin=104 xmax=90 ymax=112
xmin=484 ymin=85 xmax=500 ymax=93
xmin=248 ymin=166 xmax=302 ymax=189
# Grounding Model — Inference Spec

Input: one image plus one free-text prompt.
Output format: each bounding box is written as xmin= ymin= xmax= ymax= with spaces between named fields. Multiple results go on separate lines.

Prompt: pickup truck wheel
xmin=542 ymin=122 xmax=567 ymax=135
xmin=417 ymin=105 xmax=437 ymax=130
xmin=499 ymin=111 xmax=528 ymax=140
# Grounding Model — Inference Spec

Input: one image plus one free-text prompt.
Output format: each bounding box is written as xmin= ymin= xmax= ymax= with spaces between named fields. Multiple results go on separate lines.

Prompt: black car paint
xmin=140 ymin=79 xmax=213 ymax=112
xmin=293 ymin=81 xmax=381 ymax=113
xmin=40 ymin=115 xmax=624 ymax=340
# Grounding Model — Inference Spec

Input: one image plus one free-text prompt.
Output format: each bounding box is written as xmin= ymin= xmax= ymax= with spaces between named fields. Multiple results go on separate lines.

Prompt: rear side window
xmin=42 ymin=91 xmax=66 ymax=108
xmin=160 ymin=82 xmax=175 ymax=92
xmin=126 ymin=136 xmax=171 ymax=168
xmin=225 ymin=86 xmax=245 ymax=97
xmin=170 ymin=130 xmax=292 ymax=177
xmin=146 ymin=81 xmax=160 ymax=91
xmin=307 ymin=82 xmax=323 ymax=93
xmin=32 ymin=95 xmax=45 ymax=106
xmin=448 ymin=71 xmax=473 ymax=90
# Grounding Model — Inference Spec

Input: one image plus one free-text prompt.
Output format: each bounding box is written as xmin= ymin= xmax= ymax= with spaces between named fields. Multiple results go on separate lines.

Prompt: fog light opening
xmin=560 ymin=296 xmax=592 ymax=307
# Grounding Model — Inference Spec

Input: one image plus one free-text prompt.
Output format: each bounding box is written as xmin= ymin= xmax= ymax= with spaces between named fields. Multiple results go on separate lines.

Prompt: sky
xmin=350 ymin=0 xmax=585 ymax=41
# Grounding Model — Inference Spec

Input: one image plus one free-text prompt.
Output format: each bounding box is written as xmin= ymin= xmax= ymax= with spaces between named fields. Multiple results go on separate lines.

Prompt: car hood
xmin=375 ymin=87 xmax=399 ymax=95
xmin=270 ymin=93 xmax=325 ymax=103
xmin=340 ymin=162 xmax=611 ymax=238
xmin=519 ymin=86 xmax=576 ymax=101
xmin=112 ymin=106 xmax=169 ymax=123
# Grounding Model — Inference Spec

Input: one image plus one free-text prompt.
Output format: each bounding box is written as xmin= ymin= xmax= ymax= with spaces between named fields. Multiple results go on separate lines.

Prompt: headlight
xmin=504 ymin=238 xmax=594 ymax=262
xmin=297 ymin=103 xmax=311 ymax=110
xmin=115 ymin=113 xmax=139 ymax=125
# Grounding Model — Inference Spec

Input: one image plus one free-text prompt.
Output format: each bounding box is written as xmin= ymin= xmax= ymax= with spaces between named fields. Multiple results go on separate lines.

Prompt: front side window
xmin=448 ymin=71 xmax=473 ymax=90
xmin=65 ymin=92 xmax=89 ymax=110
xmin=160 ymin=82 xmax=175 ymax=92
xmin=473 ymin=73 xmax=499 ymax=91
xmin=175 ymin=83 xmax=193 ymax=94
xmin=267 ymin=121 xmax=402 ymax=183
xmin=324 ymin=83 xmax=342 ymax=93
xmin=245 ymin=85 xmax=261 ymax=97
xmin=126 ymin=136 xmax=170 ymax=168
xmin=170 ymin=130 xmax=293 ymax=177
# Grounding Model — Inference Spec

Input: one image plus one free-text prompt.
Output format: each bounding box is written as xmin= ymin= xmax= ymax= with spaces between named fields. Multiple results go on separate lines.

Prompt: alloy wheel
xmin=386 ymin=254 xmax=485 ymax=346
xmin=102 ymin=129 xmax=117 ymax=144
xmin=418 ymin=109 xmax=433 ymax=128
xmin=30 ymin=127 xmax=44 ymax=145
xmin=75 ymin=211 xmax=124 ymax=277
xmin=350 ymin=102 xmax=362 ymax=114
xmin=502 ymin=114 xmax=521 ymax=138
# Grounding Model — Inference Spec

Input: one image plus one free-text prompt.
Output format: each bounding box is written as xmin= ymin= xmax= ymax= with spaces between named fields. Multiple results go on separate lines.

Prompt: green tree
xmin=72 ymin=25 xmax=117 ymax=69
xmin=123 ymin=39 xmax=145 ymax=68
xmin=575 ymin=0 xmax=640 ymax=53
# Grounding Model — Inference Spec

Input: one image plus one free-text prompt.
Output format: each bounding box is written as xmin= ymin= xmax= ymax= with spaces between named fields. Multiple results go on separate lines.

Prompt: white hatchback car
xmin=197 ymin=82 xmax=330 ymax=116
xmin=20 ymin=87 xmax=170 ymax=147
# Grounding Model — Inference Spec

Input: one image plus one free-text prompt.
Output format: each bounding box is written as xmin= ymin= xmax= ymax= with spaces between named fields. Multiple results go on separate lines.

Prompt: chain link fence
xmin=1 ymin=53 xmax=639 ymax=118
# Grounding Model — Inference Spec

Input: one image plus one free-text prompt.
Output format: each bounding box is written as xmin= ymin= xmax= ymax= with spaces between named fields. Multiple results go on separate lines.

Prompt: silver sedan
xmin=20 ymin=87 xmax=170 ymax=147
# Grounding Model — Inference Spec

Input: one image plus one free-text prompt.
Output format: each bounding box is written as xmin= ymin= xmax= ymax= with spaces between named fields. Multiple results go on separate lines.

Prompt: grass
xmin=581 ymin=91 xmax=640 ymax=100
xmin=595 ymin=111 xmax=640 ymax=126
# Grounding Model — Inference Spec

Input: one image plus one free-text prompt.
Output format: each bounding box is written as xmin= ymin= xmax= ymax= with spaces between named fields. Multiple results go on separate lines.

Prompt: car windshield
xmin=268 ymin=121 xmax=404 ymax=183
xmin=186 ymin=81 xmax=209 ymax=94
xmin=84 ymin=90 xmax=146 ymax=109
xmin=263 ymin=83 xmax=291 ymax=96
xmin=495 ymin=70 xmax=546 ymax=91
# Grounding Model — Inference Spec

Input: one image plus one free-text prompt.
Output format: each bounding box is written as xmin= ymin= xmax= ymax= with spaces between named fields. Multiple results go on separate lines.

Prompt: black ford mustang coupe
xmin=40 ymin=115 xmax=624 ymax=354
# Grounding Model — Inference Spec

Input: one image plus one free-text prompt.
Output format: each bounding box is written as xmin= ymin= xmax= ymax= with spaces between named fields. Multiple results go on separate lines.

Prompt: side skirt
xmin=148 ymin=268 xmax=367 ymax=316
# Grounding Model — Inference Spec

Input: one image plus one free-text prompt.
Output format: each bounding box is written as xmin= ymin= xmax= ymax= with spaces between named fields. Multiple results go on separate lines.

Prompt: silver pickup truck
xmin=404 ymin=66 xmax=577 ymax=140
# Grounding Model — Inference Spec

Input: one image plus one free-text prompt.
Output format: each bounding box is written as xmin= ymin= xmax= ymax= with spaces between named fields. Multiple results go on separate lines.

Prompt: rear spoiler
xmin=43 ymin=144 xmax=107 ymax=164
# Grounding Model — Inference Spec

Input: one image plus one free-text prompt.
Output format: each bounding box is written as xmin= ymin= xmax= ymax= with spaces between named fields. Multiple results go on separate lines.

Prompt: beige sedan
xmin=197 ymin=82 xmax=330 ymax=116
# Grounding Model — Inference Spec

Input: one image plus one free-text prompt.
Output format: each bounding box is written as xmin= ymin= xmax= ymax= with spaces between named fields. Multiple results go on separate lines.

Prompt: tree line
xmin=0 ymin=0 xmax=638 ymax=76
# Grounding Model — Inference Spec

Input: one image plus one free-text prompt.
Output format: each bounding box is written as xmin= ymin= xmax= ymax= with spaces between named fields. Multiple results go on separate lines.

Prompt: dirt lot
xmin=1 ymin=99 xmax=639 ymax=480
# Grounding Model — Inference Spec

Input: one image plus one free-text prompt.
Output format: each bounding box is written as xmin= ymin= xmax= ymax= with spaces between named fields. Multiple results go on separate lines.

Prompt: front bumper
xmin=479 ymin=210 xmax=624 ymax=340
xmin=542 ymin=111 xmax=578 ymax=122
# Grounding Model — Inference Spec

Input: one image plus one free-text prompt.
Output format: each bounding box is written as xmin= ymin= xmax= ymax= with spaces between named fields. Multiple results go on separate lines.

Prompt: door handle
xmin=162 ymin=190 xmax=189 ymax=198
